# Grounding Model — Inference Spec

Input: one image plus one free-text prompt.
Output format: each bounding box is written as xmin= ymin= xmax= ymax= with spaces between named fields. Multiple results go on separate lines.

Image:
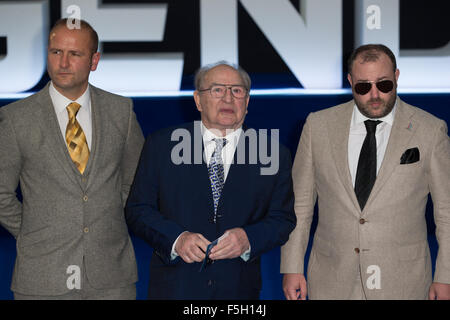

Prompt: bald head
xmin=49 ymin=18 xmax=98 ymax=55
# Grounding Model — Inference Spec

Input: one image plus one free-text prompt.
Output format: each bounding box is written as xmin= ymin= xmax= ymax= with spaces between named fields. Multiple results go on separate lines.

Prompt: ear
xmin=193 ymin=90 xmax=202 ymax=112
xmin=90 ymin=52 xmax=101 ymax=71
xmin=244 ymin=95 xmax=250 ymax=114
xmin=347 ymin=73 xmax=353 ymax=87
xmin=394 ymin=68 xmax=400 ymax=82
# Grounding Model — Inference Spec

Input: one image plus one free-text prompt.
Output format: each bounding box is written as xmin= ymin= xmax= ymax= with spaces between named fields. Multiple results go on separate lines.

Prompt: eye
xmin=232 ymin=87 xmax=244 ymax=95
xmin=211 ymin=86 xmax=224 ymax=94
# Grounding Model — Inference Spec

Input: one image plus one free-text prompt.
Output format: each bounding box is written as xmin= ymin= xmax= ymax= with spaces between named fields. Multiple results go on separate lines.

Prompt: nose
xmin=221 ymin=87 xmax=234 ymax=103
xmin=59 ymin=53 xmax=69 ymax=68
xmin=369 ymin=83 xmax=381 ymax=99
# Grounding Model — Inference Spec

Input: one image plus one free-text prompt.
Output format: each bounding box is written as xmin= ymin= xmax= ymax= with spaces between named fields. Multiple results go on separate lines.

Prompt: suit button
xmin=354 ymin=248 xmax=360 ymax=254
xmin=359 ymin=218 xmax=366 ymax=224
xmin=83 ymin=227 xmax=89 ymax=233
xmin=83 ymin=195 xmax=88 ymax=202
xmin=81 ymin=177 xmax=87 ymax=183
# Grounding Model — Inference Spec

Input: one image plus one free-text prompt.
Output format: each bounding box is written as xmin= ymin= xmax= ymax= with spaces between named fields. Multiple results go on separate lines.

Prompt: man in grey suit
xmin=0 ymin=19 xmax=144 ymax=299
xmin=281 ymin=44 xmax=450 ymax=300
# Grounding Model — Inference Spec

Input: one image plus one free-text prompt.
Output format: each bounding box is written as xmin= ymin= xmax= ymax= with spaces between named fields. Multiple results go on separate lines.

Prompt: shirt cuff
xmin=171 ymin=231 xmax=187 ymax=260
xmin=240 ymin=245 xmax=251 ymax=261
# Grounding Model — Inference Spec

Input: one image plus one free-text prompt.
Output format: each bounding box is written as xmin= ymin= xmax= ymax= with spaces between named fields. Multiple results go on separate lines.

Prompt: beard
xmin=354 ymin=90 xmax=397 ymax=119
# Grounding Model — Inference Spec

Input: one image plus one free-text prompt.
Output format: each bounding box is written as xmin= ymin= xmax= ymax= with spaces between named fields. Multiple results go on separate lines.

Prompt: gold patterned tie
xmin=65 ymin=102 xmax=90 ymax=174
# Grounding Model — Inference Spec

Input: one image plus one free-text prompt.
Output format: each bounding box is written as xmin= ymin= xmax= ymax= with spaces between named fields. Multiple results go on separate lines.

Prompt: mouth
xmin=368 ymin=100 xmax=383 ymax=107
xmin=219 ymin=108 xmax=235 ymax=114
xmin=57 ymin=71 xmax=72 ymax=76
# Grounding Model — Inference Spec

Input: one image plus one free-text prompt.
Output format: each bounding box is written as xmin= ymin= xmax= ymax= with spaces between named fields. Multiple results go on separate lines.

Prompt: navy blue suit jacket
xmin=125 ymin=121 xmax=296 ymax=299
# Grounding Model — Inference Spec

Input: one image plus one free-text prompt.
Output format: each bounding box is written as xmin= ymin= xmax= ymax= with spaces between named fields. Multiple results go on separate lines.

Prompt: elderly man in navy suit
xmin=126 ymin=61 xmax=296 ymax=299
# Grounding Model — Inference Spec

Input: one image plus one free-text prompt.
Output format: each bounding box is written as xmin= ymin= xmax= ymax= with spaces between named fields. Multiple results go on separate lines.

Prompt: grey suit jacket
xmin=0 ymin=83 xmax=144 ymax=295
xmin=281 ymin=98 xmax=450 ymax=299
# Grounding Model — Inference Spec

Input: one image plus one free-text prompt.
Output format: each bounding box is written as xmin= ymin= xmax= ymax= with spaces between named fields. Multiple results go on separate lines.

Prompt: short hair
xmin=49 ymin=18 xmax=99 ymax=54
xmin=347 ymin=44 xmax=397 ymax=75
xmin=194 ymin=61 xmax=251 ymax=91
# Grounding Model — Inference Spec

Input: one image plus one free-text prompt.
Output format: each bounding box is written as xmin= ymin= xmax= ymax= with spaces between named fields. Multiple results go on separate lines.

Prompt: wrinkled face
xmin=194 ymin=65 xmax=249 ymax=134
xmin=47 ymin=26 xmax=100 ymax=100
xmin=348 ymin=53 xmax=399 ymax=119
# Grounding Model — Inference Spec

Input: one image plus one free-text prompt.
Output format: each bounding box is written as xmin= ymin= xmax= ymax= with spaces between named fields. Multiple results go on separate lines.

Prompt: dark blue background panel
xmin=0 ymin=93 xmax=448 ymax=299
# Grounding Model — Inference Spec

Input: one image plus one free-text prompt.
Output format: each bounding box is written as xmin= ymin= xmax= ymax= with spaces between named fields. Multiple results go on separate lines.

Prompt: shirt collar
xmin=352 ymin=97 xmax=397 ymax=127
xmin=49 ymin=81 xmax=91 ymax=115
xmin=201 ymin=121 xmax=242 ymax=146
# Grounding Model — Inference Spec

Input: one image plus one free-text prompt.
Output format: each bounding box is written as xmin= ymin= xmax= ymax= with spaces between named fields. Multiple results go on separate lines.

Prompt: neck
xmin=53 ymin=83 xmax=88 ymax=101
xmin=203 ymin=125 xmax=238 ymax=137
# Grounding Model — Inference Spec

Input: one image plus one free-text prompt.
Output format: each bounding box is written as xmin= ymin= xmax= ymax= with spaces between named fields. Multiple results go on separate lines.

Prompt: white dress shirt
xmin=49 ymin=82 xmax=92 ymax=148
xmin=201 ymin=122 xmax=242 ymax=181
xmin=171 ymin=122 xmax=251 ymax=261
xmin=348 ymin=99 xmax=397 ymax=187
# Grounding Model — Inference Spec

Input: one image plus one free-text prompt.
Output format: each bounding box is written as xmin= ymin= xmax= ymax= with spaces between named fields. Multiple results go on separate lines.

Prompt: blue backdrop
xmin=0 ymin=92 xmax=448 ymax=299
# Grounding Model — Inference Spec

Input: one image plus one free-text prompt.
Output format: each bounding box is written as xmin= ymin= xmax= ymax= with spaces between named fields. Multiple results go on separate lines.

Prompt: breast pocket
xmin=394 ymin=161 xmax=423 ymax=175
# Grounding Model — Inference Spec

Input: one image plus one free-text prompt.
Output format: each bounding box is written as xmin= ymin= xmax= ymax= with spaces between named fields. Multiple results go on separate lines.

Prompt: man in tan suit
xmin=281 ymin=44 xmax=450 ymax=300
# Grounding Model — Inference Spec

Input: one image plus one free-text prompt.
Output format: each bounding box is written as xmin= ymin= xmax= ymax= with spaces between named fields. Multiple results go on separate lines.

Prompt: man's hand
xmin=429 ymin=282 xmax=450 ymax=300
xmin=175 ymin=232 xmax=210 ymax=263
xmin=283 ymin=273 xmax=307 ymax=300
xmin=209 ymin=228 xmax=249 ymax=260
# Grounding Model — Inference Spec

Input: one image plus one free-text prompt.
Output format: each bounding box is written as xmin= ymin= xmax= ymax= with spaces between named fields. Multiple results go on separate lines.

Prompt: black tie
xmin=355 ymin=120 xmax=382 ymax=210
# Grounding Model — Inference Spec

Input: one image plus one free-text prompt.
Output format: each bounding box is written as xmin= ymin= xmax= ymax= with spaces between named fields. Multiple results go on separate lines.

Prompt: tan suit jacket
xmin=281 ymin=98 xmax=450 ymax=299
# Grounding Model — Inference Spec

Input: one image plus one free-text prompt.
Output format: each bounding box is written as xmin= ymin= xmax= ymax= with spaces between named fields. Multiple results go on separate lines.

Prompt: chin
xmin=367 ymin=108 xmax=385 ymax=118
xmin=218 ymin=116 xmax=236 ymax=125
xmin=54 ymin=83 xmax=74 ymax=91
xmin=218 ymin=123 xmax=236 ymax=130
xmin=360 ymin=103 xmax=388 ymax=119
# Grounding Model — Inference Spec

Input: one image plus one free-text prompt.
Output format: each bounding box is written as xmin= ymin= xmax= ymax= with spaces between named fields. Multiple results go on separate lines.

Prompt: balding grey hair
xmin=194 ymin=60 xmax=251 ymax=91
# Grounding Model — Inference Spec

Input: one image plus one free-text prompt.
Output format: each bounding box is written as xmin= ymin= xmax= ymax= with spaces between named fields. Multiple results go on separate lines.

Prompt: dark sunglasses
xmin=354 ymin=80 xmax=394 ymax=95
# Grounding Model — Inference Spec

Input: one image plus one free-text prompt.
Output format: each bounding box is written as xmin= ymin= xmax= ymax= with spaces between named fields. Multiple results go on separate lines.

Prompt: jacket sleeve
xmin=0 ymin=108 xmax=23 ymax=238
xmin=242 ymin=138 xmax=297 ymax=261
xmin=430 ymin=120 xmax=450 ymax=284
xmin=125 ymin=133 xmax=185 ymax=265
xmin=120 ymin=99 xmax=145 ymax=206
xmin=280 ymin=113 xmax=317 ymax=274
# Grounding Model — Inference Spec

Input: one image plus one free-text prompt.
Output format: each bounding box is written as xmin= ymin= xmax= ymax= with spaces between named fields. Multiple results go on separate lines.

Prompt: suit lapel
xmin=84 ymin=86 xmax=101 ymax=189
xmin=220 ymin=129 xmax=246 ymax=201
xmin=364 ymin=99 xmax=418 ymax=209
xmin=218 ymin=128 xmax=255 ymax=225
xmin=35 ymin=84 xmax=82 ymax=188
xmin=204 ymin=124 xmax=250 ymax=220
xmin=327 ymin=101 xmax=362 ymax=214
xmin=190 ymin=121 xmax=215 ymax=215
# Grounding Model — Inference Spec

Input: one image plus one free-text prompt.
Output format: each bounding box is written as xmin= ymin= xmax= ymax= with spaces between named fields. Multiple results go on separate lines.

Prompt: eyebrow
xmin=356 ymin=76 xmax=390 ymax=82
xmin=48 ymin=48 xmax=85 ymax=55
xmin=210 ymin=82 xmax=245 ymax=86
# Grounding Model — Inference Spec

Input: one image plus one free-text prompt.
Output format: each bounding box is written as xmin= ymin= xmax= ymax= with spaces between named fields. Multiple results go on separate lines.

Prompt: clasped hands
xmin=175 ymin=228 xmax=249 ymax=264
